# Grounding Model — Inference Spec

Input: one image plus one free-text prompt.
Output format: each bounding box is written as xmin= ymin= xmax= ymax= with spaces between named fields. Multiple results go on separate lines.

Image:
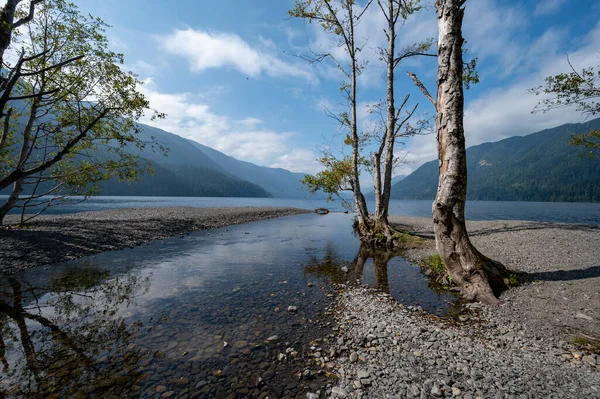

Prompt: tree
xmin=293 ymin=0 xmax=429 ymax=245
xmin=409 ymin=0 xmax=509 ymax=304
xmin=372 ymin=0 xmax=433 ymax=243
xmin=0 ymin=0 xmax=162 ymax=225
xmin=291 ymin=0 xmax=372 ymax=235
xmin=532 ymin=56 xmax=600 ymax=156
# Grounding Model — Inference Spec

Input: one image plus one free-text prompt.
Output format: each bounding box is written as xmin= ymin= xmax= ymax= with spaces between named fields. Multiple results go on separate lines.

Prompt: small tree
xmin=0 ymin=0 xmax=162 ymax=225
xmin=532 ymin=56 xmax=600 ymax=156
xmin=290 ymin=0 xmax=372 ymax=234
xmin=293 ymin=0 xmax=430 ymax=245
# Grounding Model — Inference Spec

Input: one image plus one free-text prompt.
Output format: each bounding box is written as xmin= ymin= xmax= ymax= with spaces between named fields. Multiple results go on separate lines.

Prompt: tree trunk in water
xmin=433 ymin=0 xmax=509 ymax=304
xmin=372 ymin=249 xmax=392 ymax=293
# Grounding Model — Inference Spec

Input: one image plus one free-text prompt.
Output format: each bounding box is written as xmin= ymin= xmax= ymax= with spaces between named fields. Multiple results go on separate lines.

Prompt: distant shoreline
xmin=0 ymin=206 xmax=310 ymax=274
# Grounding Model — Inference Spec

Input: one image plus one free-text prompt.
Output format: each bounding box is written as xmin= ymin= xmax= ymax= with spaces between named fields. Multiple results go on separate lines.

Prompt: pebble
xmin=331 ymin=386 xmax=347 ymax=397
xmin=327 ymin=286 xmax=600 ymax=399
xmin=575 ymin=312 xmax=593 ymax=321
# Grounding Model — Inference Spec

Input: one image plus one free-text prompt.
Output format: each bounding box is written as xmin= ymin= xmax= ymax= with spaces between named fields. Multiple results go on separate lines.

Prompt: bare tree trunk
xmin=0 ymin=99 xmax=39 ymax=225
xmin=0 ymin=0 xmax=18 ymax=72
xmin=348 ymin=5 xmax=370 ymax=233
xmin=433 ymin=0 xmax=509 ymax=304
xmin=373 ymin=152 xmax=382 ymax=217
xmin=375 ymin=0 xmax=398 ymax=242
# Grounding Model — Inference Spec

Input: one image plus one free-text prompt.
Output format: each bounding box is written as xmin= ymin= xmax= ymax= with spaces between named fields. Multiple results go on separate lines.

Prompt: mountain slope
xmin=100 ymin=161 xmax=271 ymax=197
xmin=103 ymin=124 xmax=315 ymax=198
xmin=364 ymin=175 xmax=407 ymax=196
xmin=188 ymin=140 xmax=313 ymax=198
xmin=391 ymin=118 xmax=600 ymax=202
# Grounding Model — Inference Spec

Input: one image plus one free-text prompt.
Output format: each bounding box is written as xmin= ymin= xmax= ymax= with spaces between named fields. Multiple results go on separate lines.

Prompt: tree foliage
xmin=532 ymin=56 xmax=600 ymax=156
xmin=0 ymin=0 xmax=163 ymax=224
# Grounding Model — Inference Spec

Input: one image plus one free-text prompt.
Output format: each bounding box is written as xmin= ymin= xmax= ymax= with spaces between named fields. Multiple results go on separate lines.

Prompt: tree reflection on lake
xmin=0 ymin=267 xmax=149 ymax=397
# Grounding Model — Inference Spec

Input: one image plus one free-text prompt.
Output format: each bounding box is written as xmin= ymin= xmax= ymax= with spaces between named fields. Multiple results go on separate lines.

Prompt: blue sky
xmin=76 ymin=0 xmax=600 ymax=176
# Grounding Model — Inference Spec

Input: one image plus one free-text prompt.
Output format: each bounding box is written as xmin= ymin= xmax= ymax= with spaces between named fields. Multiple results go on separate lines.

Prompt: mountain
xmin=98 ymin=124 xmax=314 ymax=198
xmin=1 ymin=106 xmax=315 ymax=199
xmin=187 ymin=141 xmax=313 ymax=199
xmin=100 ymin=161 xmax=271 ymax=198
xmin=391 ymin=118 xmax=600 ymax=202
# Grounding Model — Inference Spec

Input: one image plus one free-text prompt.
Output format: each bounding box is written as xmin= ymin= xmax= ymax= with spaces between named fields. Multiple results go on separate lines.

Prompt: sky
xmin=74 ymin=0 xmax=600 ymax=177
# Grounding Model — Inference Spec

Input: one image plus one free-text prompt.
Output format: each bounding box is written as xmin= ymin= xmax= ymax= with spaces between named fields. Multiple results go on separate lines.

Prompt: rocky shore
xmin=2 ymin=209 xmax=599 ymax=398
xmin=0 ymin=206 xmax=309 ymax=274
xmin=326 ymin=286 xmax=599 ymax=399
xmin=316 ymin=216 xmax=600 ymax=398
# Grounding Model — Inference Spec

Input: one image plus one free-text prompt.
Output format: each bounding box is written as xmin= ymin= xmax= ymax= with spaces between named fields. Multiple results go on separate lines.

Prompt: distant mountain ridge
xmin=391 ymin=118 xmax=600 ymax=202
xmin=100 ymin=124 xmax=315 ymax=198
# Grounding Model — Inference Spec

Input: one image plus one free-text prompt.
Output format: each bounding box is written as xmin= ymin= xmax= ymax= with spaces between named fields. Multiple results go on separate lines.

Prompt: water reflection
xmin=0 ymin=213 xmax=458 ymax=398
xmin=305 ymin=243 xmax=457 ymax=314
xmin=0 ymin=267 xmax=149 ymax=397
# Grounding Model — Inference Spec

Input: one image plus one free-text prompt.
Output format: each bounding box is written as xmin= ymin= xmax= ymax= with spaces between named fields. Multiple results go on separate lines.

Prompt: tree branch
xmin=13 ymin=0 xmax=44 ymax=28
xmin=407 ymin=71 xmax=436 ymax=106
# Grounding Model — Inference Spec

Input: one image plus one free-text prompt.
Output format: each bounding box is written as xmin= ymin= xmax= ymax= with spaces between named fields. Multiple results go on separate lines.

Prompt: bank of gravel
xmin=326 ymin=286 xmax=600 ymax=399
xmin=317 ymin=216 xmax=600 ymax=398
xmin=0 ymin=206 xmax=310 ymax=274
xmin=389 ymin=216 xmax=600 ymax=341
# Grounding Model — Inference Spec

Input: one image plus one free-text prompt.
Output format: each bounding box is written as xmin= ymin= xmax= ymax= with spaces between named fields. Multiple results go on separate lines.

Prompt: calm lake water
xmin=4 ymin=195 xmax=600 ymax=224
xmin=0 ymin=213 xmax=456 ymax=398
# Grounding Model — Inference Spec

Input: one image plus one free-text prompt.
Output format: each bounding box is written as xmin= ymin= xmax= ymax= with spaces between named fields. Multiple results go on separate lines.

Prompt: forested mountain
xmin=188 ymin=141 xmax=313 ymax=198
xmin=99 ymin=125 xmax=313 ymax=198
xmin=100 ymin=161 xmax=271 ymax=197
xmin=391 ymin=118 xmax=600 ymax=202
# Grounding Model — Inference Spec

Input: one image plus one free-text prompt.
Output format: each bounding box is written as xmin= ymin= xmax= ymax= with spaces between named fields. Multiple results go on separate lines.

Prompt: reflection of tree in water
xmin=304 ymin=244 xmax=395 ymax=293
xmin=0 ymin=267 xmax=149 ymax=398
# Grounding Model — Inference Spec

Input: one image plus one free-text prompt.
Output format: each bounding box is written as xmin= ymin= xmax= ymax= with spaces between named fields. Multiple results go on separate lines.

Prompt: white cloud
xmin=160 ymin=28 xmax=316 ymax=83
xmin=271 ymin=148 xmax=321 ymax=174
xmin=534 ymin=0 xmax=567 ymax=16
xmin=138 ymin=79 xmax=319 ymax=171
xmin=127 ymin=60 xmax=159 ymax=77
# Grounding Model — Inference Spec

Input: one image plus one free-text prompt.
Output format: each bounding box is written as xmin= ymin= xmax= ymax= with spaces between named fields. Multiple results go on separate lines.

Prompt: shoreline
xmin=309 ymin=215 xmax=599 ymax=397
xmin=2 ymin=208 xmax=599 ymax=397
xmin=0 ymin=206 xmax=310 ymax=274
xmin=389 ymin=215 xmax=600 ymax=341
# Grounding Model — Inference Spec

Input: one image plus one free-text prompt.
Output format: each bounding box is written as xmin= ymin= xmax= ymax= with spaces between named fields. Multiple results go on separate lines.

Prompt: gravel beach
xmin=0 ymin=206 xmax=309 ymax=274
xmin=318 ymin=216 xmax=600 ymax=398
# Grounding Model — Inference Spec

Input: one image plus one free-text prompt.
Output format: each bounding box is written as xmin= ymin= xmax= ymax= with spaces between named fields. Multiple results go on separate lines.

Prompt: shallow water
xmin=0 ymin=213 xmax=455 ymax=398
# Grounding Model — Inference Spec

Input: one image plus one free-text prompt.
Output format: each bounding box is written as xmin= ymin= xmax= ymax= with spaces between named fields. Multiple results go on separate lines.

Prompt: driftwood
xmin=315 ymin=208 xmax=329 ymax=215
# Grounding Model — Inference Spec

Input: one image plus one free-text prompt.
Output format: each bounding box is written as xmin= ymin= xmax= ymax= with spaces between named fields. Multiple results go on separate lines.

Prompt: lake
xmin=3 ymin=195 xmax=600 ymax=224
xmin=0 ymin=213 xmax=457 ymax=398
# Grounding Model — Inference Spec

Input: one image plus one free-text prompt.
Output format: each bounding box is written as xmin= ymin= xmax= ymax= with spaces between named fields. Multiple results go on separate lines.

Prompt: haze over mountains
xmin=391 ymin=118 xmax=600 ymax=202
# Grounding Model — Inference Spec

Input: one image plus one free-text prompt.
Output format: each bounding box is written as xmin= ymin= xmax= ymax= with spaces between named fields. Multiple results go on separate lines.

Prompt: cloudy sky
xmin=76 ymin=0 xmax=600 ymax=176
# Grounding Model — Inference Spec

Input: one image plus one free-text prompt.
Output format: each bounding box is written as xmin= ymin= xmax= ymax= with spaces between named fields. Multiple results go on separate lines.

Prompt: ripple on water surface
xmin=0 ymin=213 xmax=457 ymax=398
